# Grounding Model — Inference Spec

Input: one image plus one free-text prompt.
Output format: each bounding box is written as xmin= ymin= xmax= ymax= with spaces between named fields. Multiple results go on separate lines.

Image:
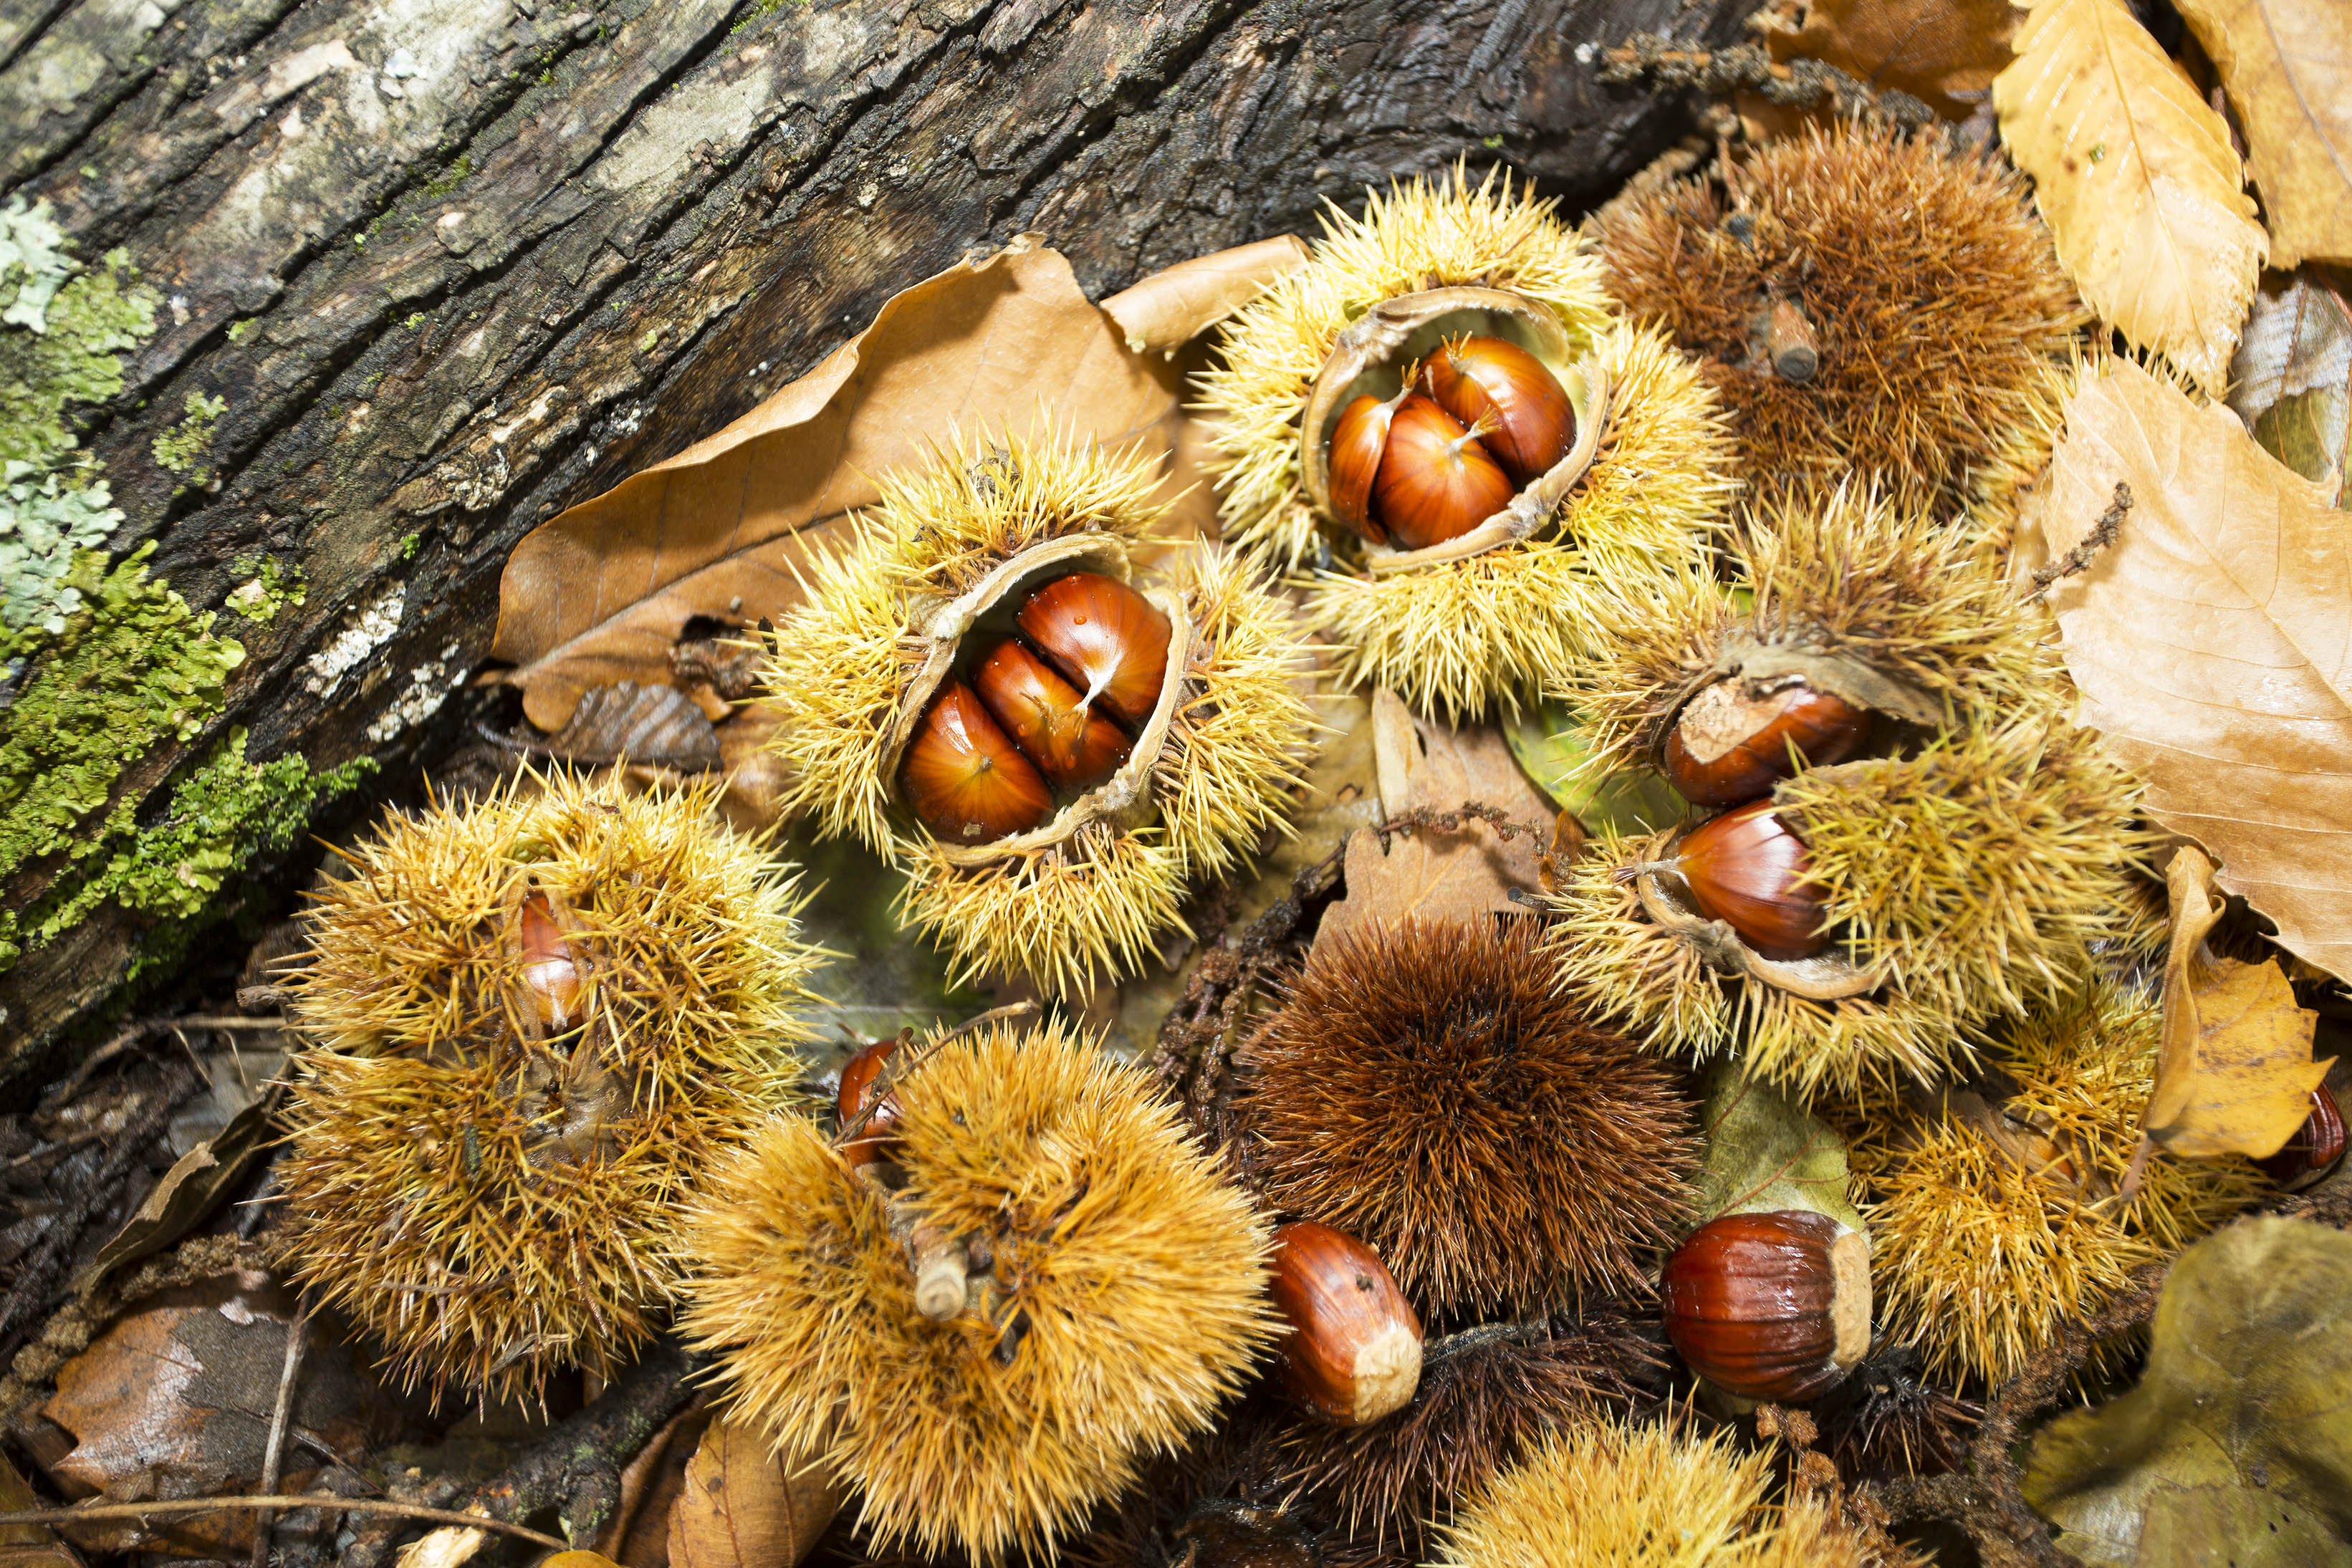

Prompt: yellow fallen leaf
xmin=2144 ymin=847 xmax=2329 ymax=1158
xmin=1994 ymin=0 xmax=2267 ymax=390
xmin=2175 ymin=0 xmax=2352 ymax=270
xmin=2025 ymin=358 xmax=2352 ymax=983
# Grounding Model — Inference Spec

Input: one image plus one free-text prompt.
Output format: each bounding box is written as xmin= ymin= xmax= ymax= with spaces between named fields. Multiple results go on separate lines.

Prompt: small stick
xmin=2027 ymin=483 xmax=2133 ymax=599
xmin=1765 ymin=297 xmax=1819 ymax=383
xmin=911 ymin=1226 xmax=970 ymax=1321
xmin=251 ymin=1303 xmax=312 ymax=1568
xmin=0 ymin=1500 xmax=565 ymax=1552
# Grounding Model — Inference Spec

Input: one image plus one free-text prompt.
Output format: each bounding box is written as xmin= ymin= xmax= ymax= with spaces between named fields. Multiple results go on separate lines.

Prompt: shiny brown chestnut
xmin=837 ymin=1036 xmax=904 ymax=1168
xmin=518 ymin=892 xmax=581 ymax=1031
xmin=1327 ymin=391 xmax=1401 ymax=545
xmin=1269 ymin=1220 xmax=1424 ymax=1425
xmin=1372 ymin=393 xmax=1517 ymax=551
xmin=1017 ymin=573 xmax=1172 ymax=730
xmin=901 ymin=681 xmax=1054 ymax=845
xmin=1420 ymin=335 xmax=1574 ymax=485
xmin=2259 ymin=1083 xmax=2347 ymax=1191
xmin=1671 ymin=801 xmax=1832 ymax=961
xmin=1661 ymin=1209 xmax=1870 ymax=1402
xmin=1663 ymin=681 xmax=1873 ymax=809
xmin=971 ymin=638 xmax=1132 ymax=792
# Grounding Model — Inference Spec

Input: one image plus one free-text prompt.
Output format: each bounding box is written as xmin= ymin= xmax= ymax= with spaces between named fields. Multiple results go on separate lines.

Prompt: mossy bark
xmin=0 ymin=0 xmax=1756 ymax=1087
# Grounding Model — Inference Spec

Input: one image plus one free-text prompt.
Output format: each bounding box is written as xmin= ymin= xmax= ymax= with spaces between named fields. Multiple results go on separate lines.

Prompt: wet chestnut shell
xmin=1663 ymin=684 xmax=1872 ymax=809
xmin=2260 ymin=1084 xmax=2347 ymax=1190
xmin=1421 ymin=335 xmax=1575 ymax=486
xmin=837 ymin=1036 xmax=903 ymax=1168
xmin=1372 ymin=393 xmax=1516 ymax=551
xmin=1673 ymin=801 xmax=1831 ymax=961
xmin=900 ymin=681 xmax=1053 ymax=845
xmin=1017 ymin=573 xmax=1172 ymax=730
xmin=1661 ymin=1210 xmax=1858 ymax=1402
xmin=971 ymin=638 xmax=1132 ymax=792
xmin=1327 ymin=393 xmax=1396 ymax=544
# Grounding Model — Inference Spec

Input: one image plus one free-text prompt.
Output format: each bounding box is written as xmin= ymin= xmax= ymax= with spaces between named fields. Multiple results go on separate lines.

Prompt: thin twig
xmin=39 ymin=1016 xmax=285 ymax=1110
xmin=251 ymin=1302 xmax=312 ymax=1568
xmin=2027 ymin=483 xmax=2133 ymax=600
xmin=0 ymin=1500 xmax=565 ymax=1552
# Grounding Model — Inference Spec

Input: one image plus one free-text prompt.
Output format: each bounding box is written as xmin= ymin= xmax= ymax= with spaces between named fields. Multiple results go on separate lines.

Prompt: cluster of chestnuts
xmin=900 ymin=572 xmax=1171 ymax=845
xmin=1328 ymin=335 xmax=1575 ymax=549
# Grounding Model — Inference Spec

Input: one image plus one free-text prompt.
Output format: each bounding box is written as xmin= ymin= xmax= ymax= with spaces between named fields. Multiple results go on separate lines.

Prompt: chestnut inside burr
xmin=897 ymin=567 xmax=1178 ymax=850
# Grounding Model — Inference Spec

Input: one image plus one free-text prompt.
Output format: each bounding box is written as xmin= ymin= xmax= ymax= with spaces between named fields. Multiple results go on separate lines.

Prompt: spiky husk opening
xmin=1846 ymin=983 xmax=2262 ymax=1388
xmin=678 ymin=1019 xmax=1277 ymax=1565
xmin=1280 ymin=1312 xmax=1664 ymax=1563
xmin=1552 ymin=486 xmax=2058 ymax=778
xmin=1595 ymin=122 xmax=2083 ymax=519
xmin=1239 ymin=918 xmax=1699 ymax=1317
xmin=762 ymin=433 xmax=1314 ymax=994
xmin=1302 ymin=321 xmax=1732 ymax=722
xmin=277 ymin=771 xmax=820 ymax=1405
xmin=1546 ymin=715 xmax=2150 ymax=1099
xmin=1196 ymin=165 xmax=1615 ymax=567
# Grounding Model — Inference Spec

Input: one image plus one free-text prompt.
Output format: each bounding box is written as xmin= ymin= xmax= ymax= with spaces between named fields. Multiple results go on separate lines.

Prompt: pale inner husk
xmin=879 ymin=534 xmax=1193 ymax=868
xmin=1632 ymin=817 xmax=1886 ymax=1003
xmin=1296 ymin=285 xmax=1613 ymax=571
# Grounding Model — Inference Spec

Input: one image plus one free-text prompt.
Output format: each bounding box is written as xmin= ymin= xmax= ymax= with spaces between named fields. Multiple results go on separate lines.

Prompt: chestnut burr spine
xmin=1018 ymin=573 xmax=1173 ymax=730
xmin=1372 ymin=394 xmax=1516 ymax=550
xmin=1421 ymin=335 xmax=1575 ymax=485
xmin=971 ymin=638 xmax=1133 ymax=791
xmin=900 ymin=682 xmax=1055 ymax=845
xmin=1661 ymin=1210 xmax=1869 ymax=1402
xmin=1662 ymin=683 xmax=1871 ymax=809
xmin=1671 ymin=801 xmax=1832 ymax=960
xmin=1270 ymin=1221 xmax=1424 ymax=1425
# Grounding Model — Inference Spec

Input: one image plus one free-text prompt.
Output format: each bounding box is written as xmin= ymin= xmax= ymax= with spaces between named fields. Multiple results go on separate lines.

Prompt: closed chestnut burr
xmin=1661 ymin=1209 xmax=1870 ymax=1402
xmin=1018 ymin=572 xmax=1173 ymax=729
xmin=901 ymin=682 xmax=1054 ymax=845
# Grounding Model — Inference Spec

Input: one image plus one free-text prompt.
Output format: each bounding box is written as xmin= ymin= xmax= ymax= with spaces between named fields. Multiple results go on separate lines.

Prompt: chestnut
xmin=837 ymin=1036 xmax=904 ymax=1168
xmin=1662 ymin=681 xmax=1872 ymax=809
xmin=1420 ymin=334 xmax=1574 ymax=485
xmin=1661 ymin=1209 xmax=1869 ymax=1402
xmin=2259 ymin=1083 xmax=2346 ymax=1191
xmin=1017 ymin=573 xmax=1172 ymax=729
xmin=1671 ymin=801 xmax=1831 ymax=961
xmin=971 ymin=638 xmax=1132 ymax=792
xmin=518 ymin=892 xmax=580 ymax=1031
xmin=1326 ymin=391 xmax=1401 ymax=544
xmin=1269 ymin=1220 xmax=1423 ymax=1425
xmin=901 ymin=681 xmax=1054 ymax=845
xmin=1371 ymin=393 xmax=1516 ymax=551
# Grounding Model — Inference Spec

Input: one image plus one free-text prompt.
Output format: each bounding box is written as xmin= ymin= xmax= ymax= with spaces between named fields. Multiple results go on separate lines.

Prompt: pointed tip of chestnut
xmin=1017 ymin=573 xmax=1171 ymax=730
xmin=1373 ymin=393 xmax=1515 ymax=551
xmin=1661 ymin=1209 xmax=1869 ymax=1403
xmin=971 ymin=638 xmax=1131 ymax=792
xmin=1270 ymin=1219 xmax=1424 ymax=1425
xmin=1662 ymin=680 xmax=1872 ymax=809
xmin=1421 ymin=334 xmax=1574 ymax=486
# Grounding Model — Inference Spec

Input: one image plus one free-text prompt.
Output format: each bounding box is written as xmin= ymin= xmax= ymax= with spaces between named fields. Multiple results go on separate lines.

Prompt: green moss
xmin=398 ymin=532 xmax=420 ymax=560
xmin=151 ymin=390 xmax=225 ymax=482
xmin=225 ymin=554 xmax=306 ymax=625
xmin=226 ymin=319 xmax=253 ymax=344
xmin=421 ymin=155 xmax=474 ymax=199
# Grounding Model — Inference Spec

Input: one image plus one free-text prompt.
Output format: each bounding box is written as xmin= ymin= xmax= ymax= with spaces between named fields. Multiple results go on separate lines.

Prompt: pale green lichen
xmin=151 ymin=390 xmax=225 ymax=483
xmin=225 ymin=555 xmax=305 ymax=625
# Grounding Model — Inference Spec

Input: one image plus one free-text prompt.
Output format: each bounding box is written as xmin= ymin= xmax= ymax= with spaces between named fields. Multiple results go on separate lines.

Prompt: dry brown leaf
xmin=491 ymin=241 xmax=1179 ymax=732
xmin=2027 ymin=358 xmax=2352 ymax=981
xmin=2146 ymin=845 xmax=2331 ymax=1158
xmin=0 ymin=1450 xmax=77 ymax=1568
xmin=1995 ymin=0 xmax=2267 ymax=390
xmin=1760 ymin=0 xmax=2027 ymax=119
xmin=593 ymin=1405 xmax=709 ymax=1568
xmin=1098 ymin=236 xmax=1309 ymax=357
xmin=2231 ymin=268 xmax=2352 ymax=504
xmin=664 ymin=1416 xmax=841 ymax=1568
xmin=1313 ymin=688 xmax=1552 ymax=951
xmin=2175 ymin=0 xmax=2352 ymax=269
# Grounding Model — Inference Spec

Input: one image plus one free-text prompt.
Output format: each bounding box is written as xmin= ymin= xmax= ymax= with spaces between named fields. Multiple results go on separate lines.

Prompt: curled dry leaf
xmin=2230 ymin=269 xmax=2352 ymax=505
xmin=2023 ymin=1218 xmax=2352 ymax=1564
xmin=2175 ymin=0 xmax=2352 ymax=271
xmin=2025 ymin=359 xmax=2352 ymax=983
xmin=665 ymin=1416 xmax=842 ymax=1568
xmin=1994 ymin=0 xmax=2267 ymax=390
xmin=1098 ymin=236 xmax=1310 ymax=357
xmin=1757 ymin=0 xmax=2027 ymax=120
xmin=2145 ymin=846 xmax=2331 ymax=1160
xmin=1314 ymin=688 xmax=1553 ymax=953
xmin=491 ymin=241 xmax=1182 ymax=733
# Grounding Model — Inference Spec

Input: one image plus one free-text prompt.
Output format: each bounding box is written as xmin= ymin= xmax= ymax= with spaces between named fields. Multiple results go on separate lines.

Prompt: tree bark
xmin=0 ymin=0 xmax=1754 ymax=1087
